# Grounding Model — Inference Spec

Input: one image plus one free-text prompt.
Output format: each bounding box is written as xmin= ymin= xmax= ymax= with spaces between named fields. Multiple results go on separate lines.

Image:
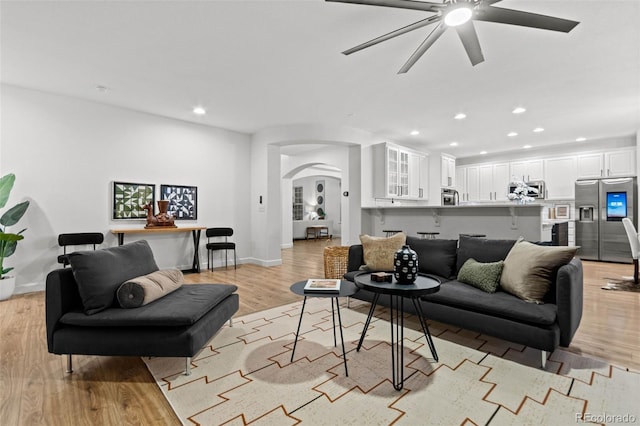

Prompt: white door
xmin=455 ymin=167 xmax=466 ymax=200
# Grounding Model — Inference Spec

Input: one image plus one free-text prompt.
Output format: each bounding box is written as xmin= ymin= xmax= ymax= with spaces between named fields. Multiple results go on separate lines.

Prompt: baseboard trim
xmin=15 ymin=282 xmax=45 ymax=295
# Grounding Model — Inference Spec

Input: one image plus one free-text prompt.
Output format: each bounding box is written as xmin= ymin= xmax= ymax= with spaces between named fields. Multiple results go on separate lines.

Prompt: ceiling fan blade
xmin=475 ymin=5 xmax=579 ymax=32
xmin=343 ymin=15 xmax=441 ymax=55
xmin=326 ymin=0 xmax=445 ymax=13
xmin=456 ymin=20 xmax=484 ymax=66
xmin=398 ymin=23 xmax=447 ymax=74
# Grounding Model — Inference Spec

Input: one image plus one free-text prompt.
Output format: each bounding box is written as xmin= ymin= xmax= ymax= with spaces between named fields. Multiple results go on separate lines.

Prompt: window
xmin=293 ymin=186 xmax=303 ymax=220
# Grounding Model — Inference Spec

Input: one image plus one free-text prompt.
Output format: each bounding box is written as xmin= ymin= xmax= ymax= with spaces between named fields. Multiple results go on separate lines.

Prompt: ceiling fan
xmin=327 ymin=0 xmax=579 ymax=73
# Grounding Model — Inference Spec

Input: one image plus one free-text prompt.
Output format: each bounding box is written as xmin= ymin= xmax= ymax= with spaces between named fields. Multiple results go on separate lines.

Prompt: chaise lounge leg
xmin=541 ymin=350 xmax=547 ymax=369
xmin=185 ymin=357 xmax=192 ymax=376
xmin=66 ymin=354 xmax=73 ymax=373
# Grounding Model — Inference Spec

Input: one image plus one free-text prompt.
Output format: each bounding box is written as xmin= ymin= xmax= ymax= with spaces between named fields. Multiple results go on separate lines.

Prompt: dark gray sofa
xmin=345 ymin=236 xmax=583 ymax=367
xmin=46 ymin=240 xmax=239 ymax=375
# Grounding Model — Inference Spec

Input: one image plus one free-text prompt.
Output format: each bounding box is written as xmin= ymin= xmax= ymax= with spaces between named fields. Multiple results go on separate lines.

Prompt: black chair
xmin=206 ymin=227 xmax=236 ymax=270
xmin=57 ymin=232 xmax=104 ymax=267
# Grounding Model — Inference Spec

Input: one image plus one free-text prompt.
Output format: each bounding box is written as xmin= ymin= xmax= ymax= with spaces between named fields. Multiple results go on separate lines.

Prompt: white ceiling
xmin=1 ymin=0 xmax=639 ymax=158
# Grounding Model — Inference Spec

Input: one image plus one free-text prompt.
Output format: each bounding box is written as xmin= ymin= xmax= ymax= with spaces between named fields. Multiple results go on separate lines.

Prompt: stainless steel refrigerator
xmin=575 ymin=177 xmax=637 ymax=263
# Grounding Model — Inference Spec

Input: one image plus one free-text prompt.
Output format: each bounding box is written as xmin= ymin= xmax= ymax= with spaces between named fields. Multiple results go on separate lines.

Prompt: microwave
xmin=508 ymin=181 xmax=546 ymax=199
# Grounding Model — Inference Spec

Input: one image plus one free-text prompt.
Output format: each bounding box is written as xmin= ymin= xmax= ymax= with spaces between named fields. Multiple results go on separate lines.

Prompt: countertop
xmin=362 ymin=203 xmax=545 ymax=209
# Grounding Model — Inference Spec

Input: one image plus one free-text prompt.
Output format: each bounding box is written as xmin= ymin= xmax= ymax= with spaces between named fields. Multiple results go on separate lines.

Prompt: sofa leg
xmin=185 ymin=357 xmax=192 ymax=376
xmin=228 ymin=318 xmax=233 ymax=327
xmin=541 ymin=350 xmax=548 ymax=369
xmin=66 ymin=354 xmax=73 ymax=374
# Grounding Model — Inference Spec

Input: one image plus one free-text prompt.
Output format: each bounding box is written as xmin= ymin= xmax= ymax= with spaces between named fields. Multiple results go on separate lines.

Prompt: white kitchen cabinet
xmin=544 ymin=156 xmax=577 ymax=199
xmin=510 ymin=159 xmax=544 ymax=182
xmin=605 ymin=150 xmax=636 ymax=177
xmin=373 ymin=142 xmax=427 ymax=200
xmin=456 ymin=165 xmax=481 ymax=202
xmin=576 ymin=153 xmax=604 ymax=179
xmin=441 ymin=154 xmax=456 ymax=188
xmin=576 ymin=149 xmax=636 ymax=178
xmin=478 ymin=163 xmax=509 ymax=201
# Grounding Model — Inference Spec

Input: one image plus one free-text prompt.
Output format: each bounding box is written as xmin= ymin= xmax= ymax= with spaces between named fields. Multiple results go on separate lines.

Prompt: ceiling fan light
xmin=444 ymin=7 xmax=473 ymax=27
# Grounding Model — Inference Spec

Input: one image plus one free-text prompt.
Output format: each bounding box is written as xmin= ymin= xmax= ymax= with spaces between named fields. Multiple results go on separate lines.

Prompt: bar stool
xmin=417 ymin=232 xmax=440 ymax=240
xmin=383 ymin=230 xmax=402 ymax=237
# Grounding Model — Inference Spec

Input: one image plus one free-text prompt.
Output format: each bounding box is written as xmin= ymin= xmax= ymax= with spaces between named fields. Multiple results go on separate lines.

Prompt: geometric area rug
xmin=143 ymin=298 xmax=640 ymax=425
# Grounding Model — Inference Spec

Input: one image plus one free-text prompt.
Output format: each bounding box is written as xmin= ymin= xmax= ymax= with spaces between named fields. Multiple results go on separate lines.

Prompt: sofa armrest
xmin=555 ymin=257 xmax=583 ymax=347
xmin=46 ymin=268 xmax=83 ymax=353
xmin=347 ymin=244 xmax=364 ymax=272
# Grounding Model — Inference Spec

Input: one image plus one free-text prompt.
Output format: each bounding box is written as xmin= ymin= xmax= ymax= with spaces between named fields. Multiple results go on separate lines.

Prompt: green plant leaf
xmin=1 ymin=240 xmax=17 ymax=258
xmin=0 ymin=200 xmax=29 ymax=227
xmin=1 ymin=267 xmax=14 ymax=276
xmin=0 ymin=233 xmax=24 ymax=242
xmin=0 ymin=173 xmax=16 ymax=210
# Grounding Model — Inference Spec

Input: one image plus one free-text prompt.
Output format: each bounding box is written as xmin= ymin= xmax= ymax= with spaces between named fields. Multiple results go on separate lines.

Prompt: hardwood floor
xmin=1 ymin=239 xmax=638 ymax=425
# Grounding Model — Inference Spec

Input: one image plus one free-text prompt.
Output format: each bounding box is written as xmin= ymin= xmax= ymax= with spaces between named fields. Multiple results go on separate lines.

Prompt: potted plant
xmin=0 ymin=173 xmax=30 ymax=300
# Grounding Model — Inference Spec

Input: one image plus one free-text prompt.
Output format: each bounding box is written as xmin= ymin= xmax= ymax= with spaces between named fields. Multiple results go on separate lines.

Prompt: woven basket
xmin=323 ymin=246 xmax=350 ymax=279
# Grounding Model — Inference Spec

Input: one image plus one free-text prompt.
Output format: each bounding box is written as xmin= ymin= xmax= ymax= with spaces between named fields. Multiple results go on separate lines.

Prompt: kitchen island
xmin=362 ymin=203 xmax=547 ymax=241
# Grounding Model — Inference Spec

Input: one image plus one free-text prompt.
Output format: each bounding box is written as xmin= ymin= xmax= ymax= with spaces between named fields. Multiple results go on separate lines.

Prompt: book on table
xmin=304 ymin=279 xmax=341 ymax=293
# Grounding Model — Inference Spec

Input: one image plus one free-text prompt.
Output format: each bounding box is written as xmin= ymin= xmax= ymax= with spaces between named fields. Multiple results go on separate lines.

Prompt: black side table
xmin=354 ymin=273 xmax=440 ymax=390
xmin=290 ymin=280 xmax=358 ymax=376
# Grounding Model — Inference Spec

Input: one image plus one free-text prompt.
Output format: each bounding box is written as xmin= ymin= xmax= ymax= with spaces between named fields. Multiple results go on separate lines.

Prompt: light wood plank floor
xmin=1 ymin=239 xmax=638 ymax=425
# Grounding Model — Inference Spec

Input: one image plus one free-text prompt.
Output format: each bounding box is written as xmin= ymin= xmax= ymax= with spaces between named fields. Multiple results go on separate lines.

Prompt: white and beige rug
xmin=143 ymin=298 xmax=639 ymax=425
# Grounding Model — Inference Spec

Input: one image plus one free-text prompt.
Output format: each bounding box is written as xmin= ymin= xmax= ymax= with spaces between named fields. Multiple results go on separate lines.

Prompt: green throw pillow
xmin=457 ymin=258 xmax=504 ymax=293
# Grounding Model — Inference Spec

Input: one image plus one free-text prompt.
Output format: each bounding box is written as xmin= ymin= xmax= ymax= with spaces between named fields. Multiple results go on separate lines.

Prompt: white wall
xmin=0 ymin=85 xmax=251 ymax=293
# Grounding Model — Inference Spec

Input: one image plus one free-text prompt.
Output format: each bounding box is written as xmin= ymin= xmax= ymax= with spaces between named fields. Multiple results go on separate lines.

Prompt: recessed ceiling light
xmin=410 ymin=130 xmax=420 ymax=136
xmin=507 ymin=132 xmax=518 ymax=137
xmin=523 ymin=145 xmax=532 ymax=149
xmin=576 ymin=137 xmax=586 ymax=142
xmin=512 ymin=107 xmax=526 ymax=114
xmin=480 ymin=151 xmax=487 ymax=155
xmin=95 ymin=85 xmax=109 ymax=93
xmin=193 ymin=106 xmax=206 ymax=115
xmin=454 ymin=113 xmax=467 ymax=120
xmin=533 ymin=127 xmax=545 ymax=133
xmin=449 ymin=142 xmax=459 ymax=147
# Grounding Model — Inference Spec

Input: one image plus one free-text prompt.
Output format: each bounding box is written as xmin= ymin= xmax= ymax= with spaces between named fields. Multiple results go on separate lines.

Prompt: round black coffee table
xmin=354 ymin=272 xmax=440 ymax=390
xmin=290 ymin=280 xmax=358 ymax=376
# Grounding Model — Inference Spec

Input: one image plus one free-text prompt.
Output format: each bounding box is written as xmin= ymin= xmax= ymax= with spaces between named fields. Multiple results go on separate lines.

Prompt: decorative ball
xmin=394 ymin=245 xmax=418 ymax=284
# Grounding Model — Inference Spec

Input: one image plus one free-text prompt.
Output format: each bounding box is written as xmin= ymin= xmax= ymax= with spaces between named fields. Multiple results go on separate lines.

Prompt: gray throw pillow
xmin=68 ymin=240 xmax=159 ymax=315
xmin=457 ymin=258 xmax=504 ymax=293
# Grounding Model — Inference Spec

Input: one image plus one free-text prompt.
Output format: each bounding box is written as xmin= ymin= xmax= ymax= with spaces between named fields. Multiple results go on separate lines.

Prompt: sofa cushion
xmin=456 ymin=236 xmax=516 ymax=273
xmin=500 ymin=239 xmax=578 ymax=303
xmin=68 ymin=240 xmax=159 ymax=315
xmin=117 ymin=269 xmax=184 ymax=308
xmin=359 ymin=232 xmax=406 ymax=271
xmin=406 ymin=237 xmax=457 ymax=279
xmin=60 ymin=284 xmax=238 ymax=327
xmin=422 ymin=280 xmax=557 ymax=326
xmin=457 ymin=258 xmax=504 ymax=293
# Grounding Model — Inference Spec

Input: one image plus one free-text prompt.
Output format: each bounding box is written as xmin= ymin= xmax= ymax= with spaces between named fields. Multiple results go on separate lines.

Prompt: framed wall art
xmin=113 ymin=181 xmax=155 ymax=219
xmin=555 ymin=204 xmax=570 ymax=220
xmin=161 ymin=184 xmax=197 ymax=220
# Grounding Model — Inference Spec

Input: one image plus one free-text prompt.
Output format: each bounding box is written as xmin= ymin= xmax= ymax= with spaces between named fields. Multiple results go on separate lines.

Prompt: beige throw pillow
xmin=117 ymin=268 xmax=184 ymax=308
xmin=360 ymin=232 xmax=407 ymax=271
xmin=500 ymin=239 xmax=577 ymax=303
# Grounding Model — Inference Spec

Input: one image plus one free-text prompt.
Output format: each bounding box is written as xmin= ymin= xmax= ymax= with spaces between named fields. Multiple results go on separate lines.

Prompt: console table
xmin=110 ymin=226 xmax=206 ymax=273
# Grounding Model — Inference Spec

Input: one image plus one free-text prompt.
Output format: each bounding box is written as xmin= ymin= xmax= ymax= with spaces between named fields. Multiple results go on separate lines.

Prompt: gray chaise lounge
xmin=46 ymin=240 xmax=239 ymax=375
